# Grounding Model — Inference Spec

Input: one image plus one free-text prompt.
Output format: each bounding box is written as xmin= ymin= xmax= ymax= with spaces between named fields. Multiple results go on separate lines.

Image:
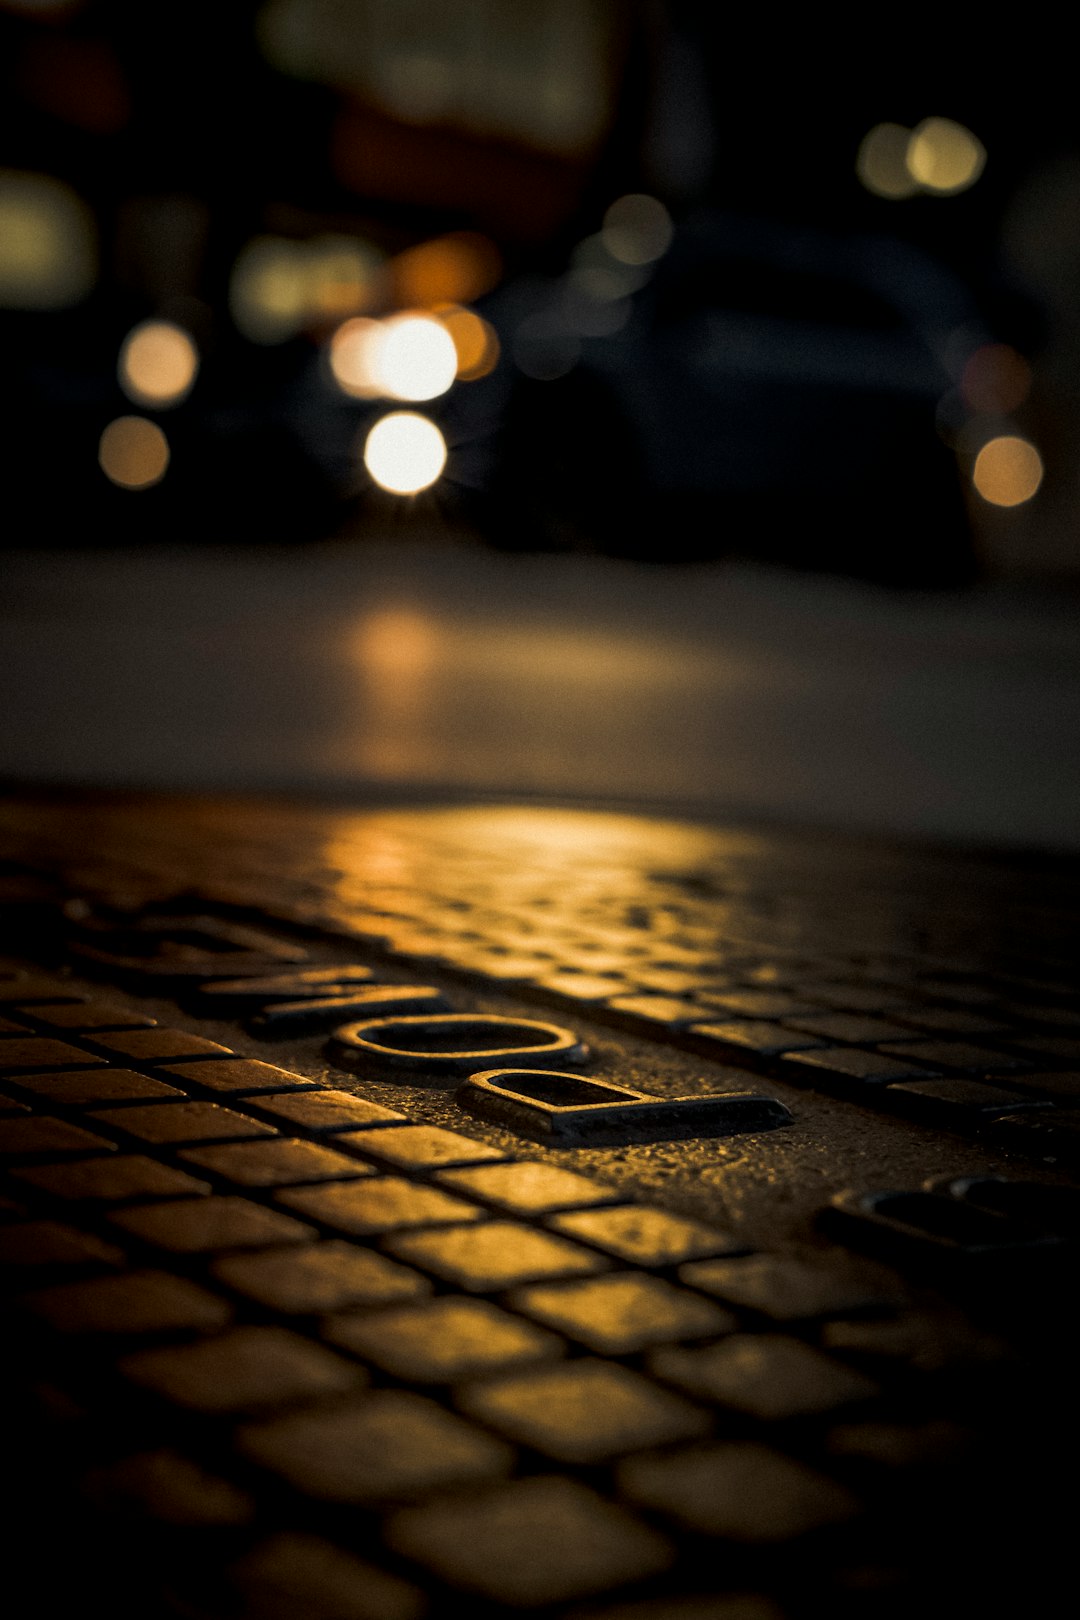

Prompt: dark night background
xmin=3 ymin=2 xmax=1077 ymax=583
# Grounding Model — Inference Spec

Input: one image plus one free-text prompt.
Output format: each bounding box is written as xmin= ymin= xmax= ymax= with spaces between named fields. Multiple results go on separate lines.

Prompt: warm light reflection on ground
xmin=339 ymin=597 xmax=734 ymax=787
xmin=118 ymin=320 xmax=198 ymax=408
xmin=972 ymin=436 xmax=1043 ymax=507
xmin=353 ymin=608 xmax=440 ymax=677
xmin=311 ymin=802 xmax=769 ymax=976
xmin=319 ymin=804 xmax=764 ymax=920
xmin=347 ymin=608 xmax=441 ymax=780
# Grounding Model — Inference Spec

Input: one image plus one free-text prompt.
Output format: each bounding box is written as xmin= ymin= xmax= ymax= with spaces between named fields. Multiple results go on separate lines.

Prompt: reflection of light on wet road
xmin=344 ymin=604 xmax=751 ymax=790
xmin=3 ymin=545 xmax=1080 ymax=851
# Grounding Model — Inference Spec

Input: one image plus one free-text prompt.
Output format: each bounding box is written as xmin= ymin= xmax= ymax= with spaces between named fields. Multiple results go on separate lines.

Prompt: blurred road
xmin=3 ymin=538 xmax=1080 ymax=852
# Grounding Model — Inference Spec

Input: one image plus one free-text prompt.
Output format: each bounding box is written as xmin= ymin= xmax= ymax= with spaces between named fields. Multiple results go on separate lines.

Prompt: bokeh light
xmin=907 ymin=118 xmax=985 ymax=195
xmin=389 ymin=233 xmax=501 ymax=309
xmin=972 ymin=436 xmax=1043 ymax=507
xmin=328 ymin=317 xmax=383 ymax=398
xmin=856 ymin=124 xmax=919 ymax=199
xmin=307 ymin=236 xmax=381 ymax=320
xmin=230 ymin=237 xmax=310 ymax=342
xmin=960 ymin=344 xmax=1032 ymax=415
xmin=436 ymin=305 xmax=500 ymax=380
xmin=98 ymin=417 xmax=170 ymax=490
xmin=363 ymin=412 xmax=447 ymax=494
xmin=0 ymin=169 xmax=96 ymax=308
xmin=601 ymin=194 xmax=673 ymax=266
xmin=571 ymin=233 xmax=649 ymax=297
xmin=230 ymin=233 xmax=379 ymax=343
xmin=118 ymin=320 xmax=199 ymax=408
xmin=371 ymin=314 xmax=458 ymax=401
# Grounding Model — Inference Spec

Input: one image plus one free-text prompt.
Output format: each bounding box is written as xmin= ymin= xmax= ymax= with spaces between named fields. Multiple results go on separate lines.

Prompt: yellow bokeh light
xmin=0 ymin=169 xmax=96 ymax=308
xmin=906 ymin=118 xmax=985 ymax=195
xmin=328 ymin=317 xmax=383 ymax=398
xmin=370 ymin=313 xmax=457 ymax=402
xmin=307 ymin=236 xmax=380 ymax=320
xmin=363 ymin=412 xmax=447 ymax=494
xmin=972 ymin=436 xmax=1043 ymax=507
xmin=118 ymin=320 xmax=199 ymax=408
xmin=601 ymin=194 xmax=673 ymax=266
xmin=230 ymin=237 xmax=308 ymax=342
xmin=98 ymin=416 xmax=170 ymax=490
xmin=230 ymin=234 xmax=379 ymax=343
xmin=856 ymin=123 xmax=919 ymax=199
xmin=436 ymin=305 xmax=500 ymax=380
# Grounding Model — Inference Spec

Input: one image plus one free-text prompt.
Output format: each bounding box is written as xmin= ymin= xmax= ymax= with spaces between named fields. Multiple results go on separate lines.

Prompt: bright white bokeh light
xmin=118 ymin=320 xmax=199 ymax=408
xmin=371 ymin=314 xmax=458 ymax=401
xmin=364 ymin=411 xmax=447 ymax=494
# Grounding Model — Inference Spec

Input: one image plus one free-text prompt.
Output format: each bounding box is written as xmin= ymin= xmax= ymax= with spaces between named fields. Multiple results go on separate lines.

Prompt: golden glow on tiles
xmin=972 ymin=436 xmax=1043 ymax=507
xmin=364 ymin=411 xmax=447 ymax=494
xmin=0 ymin=169 xmax=97 ymax=307
xmin=98 ymin=416 xmax=170 ymax=490
xmin=118 ymin=320 xmax=199 ymax=408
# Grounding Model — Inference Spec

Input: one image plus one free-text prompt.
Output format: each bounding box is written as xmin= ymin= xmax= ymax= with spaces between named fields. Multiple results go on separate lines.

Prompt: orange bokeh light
xmin=435 ymin=305 xmax=500 ymax=380
xmin=389 ymin=233 xmax=501 ymax=310
xmin=972 ymin=436 xmax=1043 ymax=507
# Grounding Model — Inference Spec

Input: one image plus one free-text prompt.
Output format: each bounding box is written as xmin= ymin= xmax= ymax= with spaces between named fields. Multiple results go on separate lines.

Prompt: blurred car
xmin=458 ymin=206 xmax=986 ymax=584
